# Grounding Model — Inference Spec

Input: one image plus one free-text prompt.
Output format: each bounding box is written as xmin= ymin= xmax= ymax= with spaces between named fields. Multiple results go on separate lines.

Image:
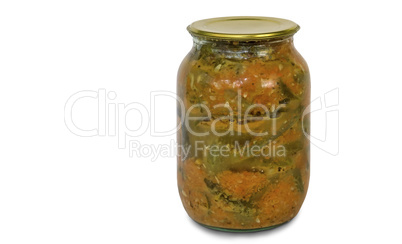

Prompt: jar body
xmin=177 ymin=36 xmax=310 ymax=231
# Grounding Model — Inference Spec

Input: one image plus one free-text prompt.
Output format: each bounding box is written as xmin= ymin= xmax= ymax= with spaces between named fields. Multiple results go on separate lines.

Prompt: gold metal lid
xmin=187 ymin=16 xmax=300 ymax=40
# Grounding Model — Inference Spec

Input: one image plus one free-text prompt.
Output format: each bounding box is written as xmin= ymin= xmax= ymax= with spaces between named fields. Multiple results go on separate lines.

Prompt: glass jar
xmin=177 ymin=17 xmax=310 ymax=232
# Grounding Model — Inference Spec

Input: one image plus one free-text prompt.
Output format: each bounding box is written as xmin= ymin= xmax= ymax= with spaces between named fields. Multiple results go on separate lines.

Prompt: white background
xmin=1 ymin=0 xmax=401 ymax=243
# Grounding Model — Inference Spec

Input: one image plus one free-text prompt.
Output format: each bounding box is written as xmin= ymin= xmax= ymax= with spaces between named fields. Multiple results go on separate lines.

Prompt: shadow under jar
xmin=177 ymin=17 xmax=310 ymax=232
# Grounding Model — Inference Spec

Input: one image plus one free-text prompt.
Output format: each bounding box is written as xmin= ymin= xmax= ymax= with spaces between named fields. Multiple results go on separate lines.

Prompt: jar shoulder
xmin=179 ymin=46 xmax=309 ymax=82
xmin=177 ymin=46 xmax=309 ymax=108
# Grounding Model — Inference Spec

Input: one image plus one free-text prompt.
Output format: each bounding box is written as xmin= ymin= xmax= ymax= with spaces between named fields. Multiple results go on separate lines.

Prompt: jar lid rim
xmin=187 ymin=16 xmax=300 ymax=40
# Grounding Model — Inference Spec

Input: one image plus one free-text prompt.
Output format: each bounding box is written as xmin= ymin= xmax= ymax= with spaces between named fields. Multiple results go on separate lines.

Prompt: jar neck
xmin=192 ymin=36 xmax=295 ymax=60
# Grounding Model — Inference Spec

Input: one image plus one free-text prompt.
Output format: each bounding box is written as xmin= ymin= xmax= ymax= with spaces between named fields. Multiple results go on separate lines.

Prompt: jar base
xmin=194 ymin=219 xmax=292 ymax=233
